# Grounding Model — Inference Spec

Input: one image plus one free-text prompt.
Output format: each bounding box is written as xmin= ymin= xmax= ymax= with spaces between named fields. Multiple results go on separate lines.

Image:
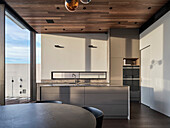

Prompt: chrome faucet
xmin=72 ymin=74 xmax=80 ymax=85
xmin=72 ymin=73 xmax=76 ymax=78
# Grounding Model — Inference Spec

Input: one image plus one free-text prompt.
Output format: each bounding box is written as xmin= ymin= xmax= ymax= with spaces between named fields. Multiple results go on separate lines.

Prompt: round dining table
xmin=0 ymin=103 xmax=96 ymax=128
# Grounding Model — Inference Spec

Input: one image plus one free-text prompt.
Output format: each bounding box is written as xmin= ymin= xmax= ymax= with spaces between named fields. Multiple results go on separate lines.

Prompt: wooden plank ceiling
xmin=5 ymin=0 xmax=169 ymax=33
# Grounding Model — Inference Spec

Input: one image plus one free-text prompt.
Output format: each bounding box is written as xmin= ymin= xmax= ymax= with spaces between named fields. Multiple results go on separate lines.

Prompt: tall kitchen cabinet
xmin=110 ymin=28 xmax=140 ymax=87
xmin=123 ymin=65 xmax=140 ymax=101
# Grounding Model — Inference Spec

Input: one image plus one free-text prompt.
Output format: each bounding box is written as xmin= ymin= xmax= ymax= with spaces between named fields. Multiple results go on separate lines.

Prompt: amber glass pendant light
xmin=65 ymin=0 xmax=79 ymax=12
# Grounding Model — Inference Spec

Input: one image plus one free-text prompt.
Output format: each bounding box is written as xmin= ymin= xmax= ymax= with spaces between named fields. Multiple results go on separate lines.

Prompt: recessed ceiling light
xmin=148 ymin=7 xmax=152 ymax=10
xmin=46 ymin=19 xmax=54 ymax=23
xmin=83 ymin=7 xmax=86 ymax=10
xmin=109 ymin=7 xmax=112 ymax=10
xmin=56 ymin=7 xmax=60 ymax=10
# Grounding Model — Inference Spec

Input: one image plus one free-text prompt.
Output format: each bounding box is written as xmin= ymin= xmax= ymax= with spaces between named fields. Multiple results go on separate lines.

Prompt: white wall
xmin=41 ymin=33 xmax=108 ymax=79
xmin=140 ymin=11 xmax=170 ymax=116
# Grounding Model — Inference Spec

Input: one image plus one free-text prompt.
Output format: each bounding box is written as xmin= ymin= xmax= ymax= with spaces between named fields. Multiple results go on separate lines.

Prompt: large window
xmin=5 ymin=16 xmax=30 ymax=104
xmin=36 ymin=34 xmax=41 ymax=82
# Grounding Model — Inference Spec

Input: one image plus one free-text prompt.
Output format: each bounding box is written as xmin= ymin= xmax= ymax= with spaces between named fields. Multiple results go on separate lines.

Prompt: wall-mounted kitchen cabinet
xmin=110 ymin=29 xmax=140 ymax=59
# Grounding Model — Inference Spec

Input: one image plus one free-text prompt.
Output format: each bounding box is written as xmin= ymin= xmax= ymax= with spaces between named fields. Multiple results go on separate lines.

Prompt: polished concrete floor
xmin=103 ymin=102 xmax=170 ymax=128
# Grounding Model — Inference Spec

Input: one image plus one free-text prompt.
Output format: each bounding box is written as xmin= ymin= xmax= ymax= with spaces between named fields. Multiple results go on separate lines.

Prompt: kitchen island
xmin=37 ymin=83 xmax=130 ymax=119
